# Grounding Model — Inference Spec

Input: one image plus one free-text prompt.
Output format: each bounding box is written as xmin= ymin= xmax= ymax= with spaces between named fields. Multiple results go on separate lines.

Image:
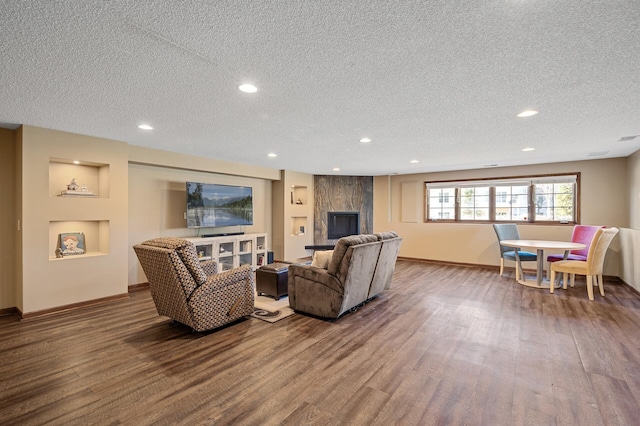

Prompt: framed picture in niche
xmin=56 ymin=232 xmax=86 ymax=257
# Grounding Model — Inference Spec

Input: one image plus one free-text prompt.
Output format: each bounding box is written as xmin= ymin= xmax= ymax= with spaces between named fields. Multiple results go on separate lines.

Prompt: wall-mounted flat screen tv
xmin=186 ymin=182 xmax=253 ymax=228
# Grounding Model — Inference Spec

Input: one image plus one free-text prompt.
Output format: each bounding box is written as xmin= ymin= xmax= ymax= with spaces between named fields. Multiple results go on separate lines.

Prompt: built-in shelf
xmin=291 ymin=185 xmax=308 ymax=205
xmin=19 ymin=126 xmax=129 ymax=314
xmin=290 ymin=216 xmax=308 ymax=236
xmin=49 ymin=158 xmax=110 ymax=198
xmin=49 ymin=220 xmax=110 ymax=261
xmin=274 ymin=170 xmax=314 ymax=261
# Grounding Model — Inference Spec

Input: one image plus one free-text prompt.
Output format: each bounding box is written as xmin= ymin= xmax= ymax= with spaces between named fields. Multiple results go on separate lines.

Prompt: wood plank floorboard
xmin=2 ymin=260 xmax=640 ymax=425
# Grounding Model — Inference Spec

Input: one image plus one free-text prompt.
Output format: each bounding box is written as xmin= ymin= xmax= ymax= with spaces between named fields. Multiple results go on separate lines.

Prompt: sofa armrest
xmin=288 ymin=264 xmax=342 ymax=293
xmin=201 ymin=260 xmax=218 ymax=276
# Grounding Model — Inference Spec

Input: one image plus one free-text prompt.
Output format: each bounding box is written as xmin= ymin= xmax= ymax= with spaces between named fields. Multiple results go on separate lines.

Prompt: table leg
xmin=537 ymin=249 xmax=544 ymax=286
xmin=514 ymin=248 xmax=560 ymax=289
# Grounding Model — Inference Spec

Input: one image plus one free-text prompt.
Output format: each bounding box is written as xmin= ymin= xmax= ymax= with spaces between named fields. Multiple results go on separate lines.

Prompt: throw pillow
xmin=311 ymin=250 xmax=333 ymax=269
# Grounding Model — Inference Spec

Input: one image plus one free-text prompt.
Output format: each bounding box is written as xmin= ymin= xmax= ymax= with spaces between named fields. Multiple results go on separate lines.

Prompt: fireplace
xmin=327 ymin=212 xmax=360 ymax=239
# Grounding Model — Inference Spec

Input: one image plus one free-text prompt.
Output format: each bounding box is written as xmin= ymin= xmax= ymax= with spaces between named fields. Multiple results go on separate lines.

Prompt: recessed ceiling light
xmin=239 ymin=84 xmax=257 ymax=93
xmin=333 ymin=167 xmax=340 ymax=171
xmin=138 ymin=124 xmax=153 ymax=130
xmin=410 ymin=160 xmax=419 ymax=164
xmin=517 ymin=110 xmax=539 ymax=118
xmin=267 ymin=153 xmax=277 ymax=158
xmin=522 ymin=147 xmax=535 ymax=152
xmin=73 ymin=160 xmax=80 ymax=164
xmin=360 ymin=138 xmax=372 ymax=143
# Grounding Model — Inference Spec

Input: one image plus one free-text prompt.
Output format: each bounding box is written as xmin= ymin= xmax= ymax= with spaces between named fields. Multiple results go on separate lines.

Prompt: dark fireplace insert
xmin=327 ymin=212 xmax=360 ymax=239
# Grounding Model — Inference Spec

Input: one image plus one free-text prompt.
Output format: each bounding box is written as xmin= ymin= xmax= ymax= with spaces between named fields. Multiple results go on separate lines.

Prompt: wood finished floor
xmin=2 ymin=260 xmax=640 ymax=425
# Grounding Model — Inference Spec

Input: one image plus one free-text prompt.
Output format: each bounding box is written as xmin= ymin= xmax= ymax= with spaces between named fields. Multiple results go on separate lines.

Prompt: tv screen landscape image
xmin=186 ymin=182 xmax=253 ymax=228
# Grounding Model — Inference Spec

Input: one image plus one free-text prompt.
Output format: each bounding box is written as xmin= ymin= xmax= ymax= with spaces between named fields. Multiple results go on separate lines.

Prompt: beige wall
xmin=629 ymin=149 xmax=640 ymax=230
xmin=128 ymin=162 xmax=274 ymax=285
xmin=619 ymin=149 xmax=640 ymax=290
xmin=374 ymin=158 xmax=629 ymax=277
xmin=0 ymin=129 xmax=16 ymax=310
xmin=18 ymin=126 xmax=130 ymax=314
xmin=271 ymin=170 xmax=314 ymax=261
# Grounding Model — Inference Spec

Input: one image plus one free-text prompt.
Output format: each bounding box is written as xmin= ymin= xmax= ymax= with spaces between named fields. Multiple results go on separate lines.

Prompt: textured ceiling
xmin=1 ymin=1 xmax=639 ymax=176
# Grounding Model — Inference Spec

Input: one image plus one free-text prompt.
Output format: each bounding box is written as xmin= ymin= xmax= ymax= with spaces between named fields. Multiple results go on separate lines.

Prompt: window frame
xmin=424 ymin=173 xmax=580 ymax=225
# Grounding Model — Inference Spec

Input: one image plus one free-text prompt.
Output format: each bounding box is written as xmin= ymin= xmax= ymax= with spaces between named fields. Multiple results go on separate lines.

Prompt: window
xmin=426 ymin=174 xmax=578 ymax=224
xmin=534 ymin=182 xmax=575 ymax=222
xmin=460 ymin=186 xmax=490 ymax=220
xmin=495 ymin=184 xmax=529 ymax=221
xmin=427 ymin=187 xmax=455 ymax=221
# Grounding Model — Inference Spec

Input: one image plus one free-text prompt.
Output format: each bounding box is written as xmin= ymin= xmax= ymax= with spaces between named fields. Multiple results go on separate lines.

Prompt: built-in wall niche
xmin=291 ymin=185 xmax=308 ymax=205
xmin=49 ymin=158 xmax=110 ymax=197
xmin=49 ymin=220 xmax=110 ymax=260
xmin=290 ymin=216 xmax=308 ymax=236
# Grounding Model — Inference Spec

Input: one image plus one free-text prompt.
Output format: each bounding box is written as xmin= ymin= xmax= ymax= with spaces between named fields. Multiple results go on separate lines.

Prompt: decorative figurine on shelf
xmin=67 ymin=178 xmax=79 ymax=191
xmin=59 ymin=178 xmax=95 ymax=196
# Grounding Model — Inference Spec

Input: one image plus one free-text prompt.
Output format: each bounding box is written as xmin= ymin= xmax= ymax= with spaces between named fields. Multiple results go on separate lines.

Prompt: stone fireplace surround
xmin=313 ymin=175 xmax=373 ymax=245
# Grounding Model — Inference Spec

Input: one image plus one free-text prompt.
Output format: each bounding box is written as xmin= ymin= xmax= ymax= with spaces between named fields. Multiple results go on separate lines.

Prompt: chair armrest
xmin=189 ymin=265 xmax=253 ymax=301
xmin=201 ymin=260 xmax=218 ymax=275
xmin=288 ymin=264 xmax=342 ymax=293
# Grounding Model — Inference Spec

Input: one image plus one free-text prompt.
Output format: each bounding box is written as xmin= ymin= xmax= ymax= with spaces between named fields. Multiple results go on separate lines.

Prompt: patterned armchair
xmin=133 ymin=237 xmax=255 ymax=332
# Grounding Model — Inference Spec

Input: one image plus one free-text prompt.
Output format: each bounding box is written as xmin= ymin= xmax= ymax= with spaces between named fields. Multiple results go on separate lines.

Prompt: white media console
xmin=185 ymin=233 xmax=268 ymax=272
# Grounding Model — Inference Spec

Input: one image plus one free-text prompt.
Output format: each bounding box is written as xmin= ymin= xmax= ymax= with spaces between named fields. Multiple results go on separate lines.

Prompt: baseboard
xmin=129 ymin=282 xmax=150 ymax=293
xmin=396 ymin=256 xmax=624 ymax=284
xmin=19 ymin=293 xmax=129 ymax=320
xmin=397 ymin=256 xmax=497 ymax=270
xmin=617 ymin=277 xmax=640 ymax=295
xmin=0 ymin=307 xmax=18 ymax=317
xmin=2 ymin=284 xmax=148 ymax=320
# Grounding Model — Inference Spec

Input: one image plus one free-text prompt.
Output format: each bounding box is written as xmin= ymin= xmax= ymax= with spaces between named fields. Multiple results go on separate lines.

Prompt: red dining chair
xmin=546 ymin=225 xmax=604 ymax=280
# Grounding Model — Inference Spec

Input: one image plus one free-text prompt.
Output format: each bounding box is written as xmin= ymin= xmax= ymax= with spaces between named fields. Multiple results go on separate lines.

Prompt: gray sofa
xmin=288 ymin=232 xmax=402 ymax=318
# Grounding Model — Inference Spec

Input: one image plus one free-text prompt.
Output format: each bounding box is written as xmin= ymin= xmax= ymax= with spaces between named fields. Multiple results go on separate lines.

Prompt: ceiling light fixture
xmin=522 ymin=147 xmax=535 ymax=152
xmin=517 ymin=110 xmax=539 ymax=118
xmin=138 ymin=124 xmax=153 ymax=130
xmin=360 ymin=138 xmax=371 ymax=143
xmin=239 ymin=84 xmax=258 ymax=93
xmin=267 ymin=153 xmax=277 ymax=158
xmin=410 ymin=160 xmax=419 ymax=164
xmin=73 ymin=160 xmax=80 ymax=164
xmin=333 ymin=167 xmax=340 ymax=171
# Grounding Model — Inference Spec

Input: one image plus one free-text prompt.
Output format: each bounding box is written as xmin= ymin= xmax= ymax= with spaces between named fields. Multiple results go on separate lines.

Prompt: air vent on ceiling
xmin=588 ymin=151 xmax=609 ymax=157
xmin=619 ymin=135 xmax=639 ymax=142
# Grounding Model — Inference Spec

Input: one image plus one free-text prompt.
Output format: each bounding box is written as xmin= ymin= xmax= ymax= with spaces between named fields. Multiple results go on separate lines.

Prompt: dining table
xmin=499 ymin=239 xmax=586 ymax=288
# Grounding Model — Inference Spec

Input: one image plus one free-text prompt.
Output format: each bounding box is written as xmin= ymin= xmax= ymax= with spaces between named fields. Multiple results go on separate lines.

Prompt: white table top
xmin=500 ymin=239 xmax=586 ymax=251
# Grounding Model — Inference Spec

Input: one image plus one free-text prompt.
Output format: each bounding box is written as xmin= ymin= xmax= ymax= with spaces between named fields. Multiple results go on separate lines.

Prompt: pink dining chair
xmin=546 ymin=225 xmax=604 ymax=280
